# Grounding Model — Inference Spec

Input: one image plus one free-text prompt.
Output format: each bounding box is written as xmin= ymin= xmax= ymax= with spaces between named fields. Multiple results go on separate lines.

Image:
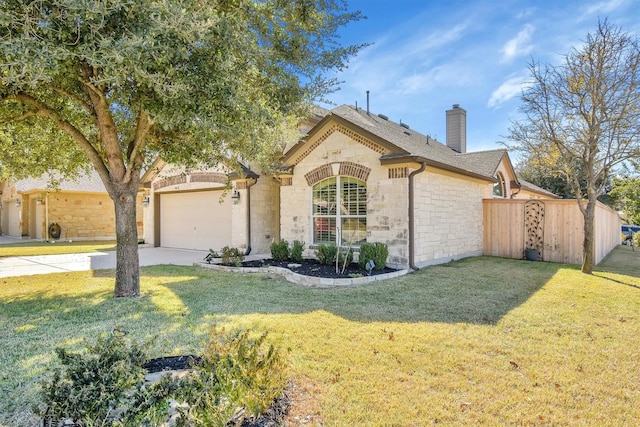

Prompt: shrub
xmin=221 ymin=246 xmax=244 ymax=266
xmin=633 ymin=232 xmax=640 ymax=247
xmin=39 ymin=327 xmax=287 ymax=427
xmin=358 ymin=242 xmax=389 ymax=270
xmin=270 ymin=240 xmax=290 ymax=261
xmin=290 ymin=240 xmax=305 ymax=262
xmin=173 ymin=326 xmax=286 ymax=425
xmin=38 ymin=331 xmax=174 ymax=426
xmin=315 ymin=243 xmax=337 ymax=265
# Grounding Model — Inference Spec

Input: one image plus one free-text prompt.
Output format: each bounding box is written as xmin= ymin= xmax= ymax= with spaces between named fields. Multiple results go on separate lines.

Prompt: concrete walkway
xmin=0 ymin=245 xmax=210 ymax=278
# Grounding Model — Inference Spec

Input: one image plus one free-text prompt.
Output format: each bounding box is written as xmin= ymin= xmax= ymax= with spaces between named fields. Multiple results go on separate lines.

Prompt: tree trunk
xmin=113 ymin=189 xmax=140 ymax=297
xmin=581 ymin=199 xmax=596 ymax=274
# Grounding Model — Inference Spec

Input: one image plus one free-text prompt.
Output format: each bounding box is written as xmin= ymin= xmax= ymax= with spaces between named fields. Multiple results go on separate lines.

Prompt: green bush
xmin=38 ymin=331 xmax=175 ymax=426
xmin=290 ymin=240 xmax=305 ymax=263
xmin=39 ymin=327 xmax=287 ymax=427
xmin=358 ymin=242 xmax=389 ymax=270
xmin=270 ymin=240 xmax=290 ymax=261
xmin=633 ymin=232 xmax=640 ymax=247
xmin=315 ymin=243 xmax=338 ymax=265
xmin=221 ymin=246 xmax=244 ymax=266
xmin=173 ymin=326 xmax=286 ymax=425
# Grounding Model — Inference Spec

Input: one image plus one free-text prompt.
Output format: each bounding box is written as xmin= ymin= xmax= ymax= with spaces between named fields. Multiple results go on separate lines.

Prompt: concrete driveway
xmin=0 ymin=244 xmax=209 ymax=278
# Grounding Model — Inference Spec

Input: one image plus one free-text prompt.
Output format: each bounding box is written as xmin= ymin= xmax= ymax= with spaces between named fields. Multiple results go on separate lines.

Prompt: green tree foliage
xmin=609 ymin=161 xmax=640 ymax=224
xmin=516 ymin=150 xmax=614 ymax=205
xmin=0 ymin=0 xmax=364 ymax=296
xmin=507 ymin=20 xmax=640 ymax=274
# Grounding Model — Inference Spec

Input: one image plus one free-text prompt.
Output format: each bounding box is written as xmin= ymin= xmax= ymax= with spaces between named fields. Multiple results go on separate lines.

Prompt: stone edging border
xmin=195 ymin=262 xmax=408 ymax=287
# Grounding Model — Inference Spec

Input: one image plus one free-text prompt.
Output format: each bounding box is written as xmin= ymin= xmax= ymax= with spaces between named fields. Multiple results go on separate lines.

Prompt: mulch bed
xmin=241 ymin=258 xmax=396 ymax=279
xmin=143 ymin=355 xmax=201 ymax=372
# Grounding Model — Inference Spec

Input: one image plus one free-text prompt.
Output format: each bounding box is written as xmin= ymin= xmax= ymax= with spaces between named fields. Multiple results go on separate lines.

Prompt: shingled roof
xmin=287 ymin=104 xmax=503 ymax=182
xmin=517 ymin=177 xmax=561 ymax=198
xmin=13 ymin=170 xmax=107 ymax=193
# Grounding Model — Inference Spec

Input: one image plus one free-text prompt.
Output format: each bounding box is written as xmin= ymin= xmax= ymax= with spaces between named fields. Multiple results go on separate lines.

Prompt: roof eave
xmin=380 ymin=155 xmax=498 ymax=183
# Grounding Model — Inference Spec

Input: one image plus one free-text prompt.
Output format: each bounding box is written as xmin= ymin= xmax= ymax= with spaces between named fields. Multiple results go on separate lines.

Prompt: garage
xmin=159 ymin=190 xmax=232 ymax=251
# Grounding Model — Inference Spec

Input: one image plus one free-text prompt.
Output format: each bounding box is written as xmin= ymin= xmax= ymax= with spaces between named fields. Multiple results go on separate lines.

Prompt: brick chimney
xmin=446 ymin=104 xmax=466 ymax=153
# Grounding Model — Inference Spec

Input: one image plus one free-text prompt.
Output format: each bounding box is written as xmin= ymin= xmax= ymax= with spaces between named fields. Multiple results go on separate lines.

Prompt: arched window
xmin=493 ymin=173 xmax=506 ymax=198
xmin=312 ymin=177 xmax=367 ymax=245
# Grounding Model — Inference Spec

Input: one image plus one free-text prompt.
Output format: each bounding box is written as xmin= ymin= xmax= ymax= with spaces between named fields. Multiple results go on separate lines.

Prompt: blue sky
xmin=320 ymin=0 xmax=640 ymax=156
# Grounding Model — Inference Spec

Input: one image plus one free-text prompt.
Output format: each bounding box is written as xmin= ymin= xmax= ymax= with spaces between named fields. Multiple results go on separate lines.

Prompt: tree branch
xmin=0 ymin=110 xmax=38 ymax=124
xmin=80 ymin=62 xmax=126 ymax=182
xmin=48 ymin=84 xmax=93 ymax=115
xmin=9 ymin=92 xmax=113 ymax=193
xmin=124 ymin=108 xmax=154 ymax=184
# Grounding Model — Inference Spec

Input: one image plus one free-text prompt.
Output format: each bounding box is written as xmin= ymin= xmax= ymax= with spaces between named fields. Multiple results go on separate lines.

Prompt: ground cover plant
xmin=39 ymin=327 xmax=285 ymax=426
xmin=1 ymin=247 xmax=639 ymax=426
xmin=0 ymin=240 xmax=117 ymax=257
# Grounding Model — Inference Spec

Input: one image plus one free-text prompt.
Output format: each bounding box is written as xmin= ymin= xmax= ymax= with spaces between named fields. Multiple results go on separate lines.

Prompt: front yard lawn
xmin=0 ymin=240 xmax=117 ymax=257
xmin=1 ymin=248 xmax=638 ymax=426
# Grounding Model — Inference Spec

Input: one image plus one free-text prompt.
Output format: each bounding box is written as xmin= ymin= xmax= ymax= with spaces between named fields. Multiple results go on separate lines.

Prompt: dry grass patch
xmin=1 ymin=250 xmax=639 ymax=426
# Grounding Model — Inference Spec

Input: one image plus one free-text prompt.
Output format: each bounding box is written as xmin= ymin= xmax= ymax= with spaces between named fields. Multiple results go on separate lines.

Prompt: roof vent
xmin=403 ymin=130 xmax=411 ymax=136
xmin=400 ymin=122 xmax=410 ymax=129
xmin=378 ymin=114 xmax=389 ymax=121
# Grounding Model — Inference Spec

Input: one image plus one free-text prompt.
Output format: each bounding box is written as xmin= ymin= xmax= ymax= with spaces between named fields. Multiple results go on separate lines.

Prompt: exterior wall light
xmin=231 ymin=190 xmax=240 ymax=204
xmin=142 ymin=196 xmax=150 ymax=208
xmin=15 ymin=197 xmax=21 ymax=208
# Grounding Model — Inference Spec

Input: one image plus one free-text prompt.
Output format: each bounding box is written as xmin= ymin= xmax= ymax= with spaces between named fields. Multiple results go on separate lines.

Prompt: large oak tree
xmin=508 ymin=20 xmax=640 ymax=273
xmin=0 ymin=0 xmax=363 ymax=296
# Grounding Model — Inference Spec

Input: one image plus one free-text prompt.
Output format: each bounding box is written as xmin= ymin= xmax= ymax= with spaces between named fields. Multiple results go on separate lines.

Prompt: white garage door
xmin=160 ymin=191 xmax=232 ymax=251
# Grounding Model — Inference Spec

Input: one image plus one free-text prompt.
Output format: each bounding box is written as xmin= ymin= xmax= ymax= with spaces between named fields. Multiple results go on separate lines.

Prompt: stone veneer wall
xmin=412 ymin=170 xmax=491 ymax=267
xmin=47 ymin=192 xmax=116 ymax=239
xmin=248 ymin=177 xmax=280 ymax=254
xmin=280 ymin=128 xmax=410 ymax=266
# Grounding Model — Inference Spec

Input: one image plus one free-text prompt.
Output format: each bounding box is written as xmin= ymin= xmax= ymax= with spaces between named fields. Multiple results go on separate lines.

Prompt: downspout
xmin=244 ymin=179 xmax=255 ymax=256
xmin=408 ymin=162 xmax=427 ymax=271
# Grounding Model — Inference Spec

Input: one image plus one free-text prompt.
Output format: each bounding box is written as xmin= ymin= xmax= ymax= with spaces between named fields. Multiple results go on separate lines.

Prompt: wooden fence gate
xmin=483 ymin=199 xmax=621 ymax=265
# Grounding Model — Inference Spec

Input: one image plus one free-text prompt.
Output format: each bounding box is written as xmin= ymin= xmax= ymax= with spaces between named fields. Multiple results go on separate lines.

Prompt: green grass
xmin=1 ymin=247 xmax=639 ymax=426
xmin=0 ymin=240 xmax=117 ymax=257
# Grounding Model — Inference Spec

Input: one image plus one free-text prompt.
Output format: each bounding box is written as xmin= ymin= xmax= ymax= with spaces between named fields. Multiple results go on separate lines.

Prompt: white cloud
xmin=405 ymin=23 xmax=469 ymax=56
xmin=581 ymin=0 xmax=627 ymax=17
xmin=488 ymin=74 xmax=531 ymax=108
xmin=501 ymin=24 xmax=535 ymax=63
xmin=396 ymin=63 xmax=475 ymax=96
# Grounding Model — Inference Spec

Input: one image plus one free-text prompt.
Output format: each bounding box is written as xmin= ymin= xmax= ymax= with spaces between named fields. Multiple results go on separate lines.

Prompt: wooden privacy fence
xmin=483 ymin=199 xmax=621 ymax=265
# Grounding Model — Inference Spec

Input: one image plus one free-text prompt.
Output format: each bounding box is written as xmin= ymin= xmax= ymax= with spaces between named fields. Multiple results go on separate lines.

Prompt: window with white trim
xmin=312 ymin=176 xmax=367 ymax=245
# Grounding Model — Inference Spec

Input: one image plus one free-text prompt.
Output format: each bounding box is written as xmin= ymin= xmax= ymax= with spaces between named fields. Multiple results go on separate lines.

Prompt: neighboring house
xmin=0 ymin=171 xmax=142 ymax=240
xmin=142 ymin=103 xmax=574 ymax=268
